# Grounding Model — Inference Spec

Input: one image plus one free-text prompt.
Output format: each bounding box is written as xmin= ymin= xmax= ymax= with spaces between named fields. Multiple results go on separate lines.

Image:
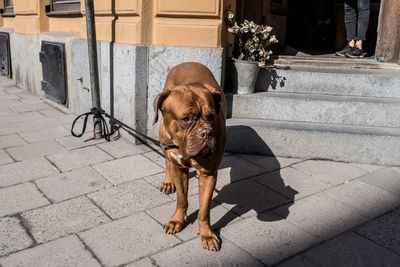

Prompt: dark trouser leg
xmin=356 ymin=0 xmax=370 ymax=40
xmin=344 ymin=0 xmax=358 ymax=41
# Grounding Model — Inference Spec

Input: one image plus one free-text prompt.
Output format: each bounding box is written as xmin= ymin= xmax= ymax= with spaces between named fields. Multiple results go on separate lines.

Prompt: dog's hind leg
xmin=163 ymin=162 xmax=189 ymax=234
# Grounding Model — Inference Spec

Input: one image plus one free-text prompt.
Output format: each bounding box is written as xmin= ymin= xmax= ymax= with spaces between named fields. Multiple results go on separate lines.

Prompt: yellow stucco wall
xmin=1 ymin=0 xmax=232 ymax=47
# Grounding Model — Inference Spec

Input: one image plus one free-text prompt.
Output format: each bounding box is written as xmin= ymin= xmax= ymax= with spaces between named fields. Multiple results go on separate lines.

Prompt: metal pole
xmin=84 ymin=0 xmax=103 ymax=139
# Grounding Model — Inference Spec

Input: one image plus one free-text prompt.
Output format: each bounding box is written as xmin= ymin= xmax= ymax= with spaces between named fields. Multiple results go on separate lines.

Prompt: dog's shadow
xmin=186 ymin=125 xmax=298 ymax=238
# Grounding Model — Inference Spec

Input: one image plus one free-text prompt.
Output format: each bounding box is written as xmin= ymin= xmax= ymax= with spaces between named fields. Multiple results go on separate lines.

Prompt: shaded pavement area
xmin=0 ymin=76 xmax=400 ymax=266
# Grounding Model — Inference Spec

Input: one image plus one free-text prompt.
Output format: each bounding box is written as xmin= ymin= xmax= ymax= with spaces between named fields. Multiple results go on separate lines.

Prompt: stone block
xmin=79 ymin=212 xmax=181 ymax=267
xmin=142 ymin=150 xmax=166 ymax=168
xmin=277 ymin=255 xmax=317 ymax=267
xmin=35 ymin=167 xmax=113 ymax=202
xmin=220 ymin=212 xmax=318 ymax=265
xmin=358 ymin=168 xmax=400 ymax=197
xmin=0 ymin=217 xmax=33 ymax=257
xmin=88 ymin=179 xmax=172 ymax=219
xmin=0 ymin=150 xmax=13 ymax=165
xmin=292 ymin=160 xmax=367 ymax=185
xmin=240 ymin=154 xmax=303 ymax=173
xmin=274 ymin=193 xmax=367 ymax=241
xmin=0 ymin=158 xmax=59 ymax=187
xmin=322 ymin=180 xmax=400 ymax=218
xmin=6 ymin=141 xmax=68 ymax=161
xmin=46 ymin=146 xmax=113 ymax=172
xmin=354 ymin=211 xmax=400 ymax=254
xmin=152 ymin=238 xmax=264 ymax=267
xmin=0 ymin=183 xmax=50 ymax=217
xmin=216 ymin=155 xmax=266 ymax=189
xmin=93 ymin=155 xmax=164 ymax=185
xmin=96 ymin=140 xmax=151 ymax=159
xmin=21 ymin=197 xmax=110 ymax=243
xmin=214 ymin=179 xmax=291 ymax=219
xmin=303 ymin=232 xmax=400 ymax=266
xmin=9 ymin=102 xmax=52 ymax=113
xmin=0 ymin=134 xmax=26 ymax=149
xmin=147 ymin=194 xmax=240 ymax=241
xmin=18 ymin=126 xmax=70 ymax=143
xmin=125 ymin=258 xmax=157 ymax=267
xmin=349 ymin=163 xmax=384 ymax=173
xmin=56 ymin=133 xmax=108 ymax=150
xmin=253 ymin=167 xmax=332 ymax=201
xmin=0 ymin=235 xmax=101 ymax=267
xmin=0 ymin=121 xmax=38 ymax=136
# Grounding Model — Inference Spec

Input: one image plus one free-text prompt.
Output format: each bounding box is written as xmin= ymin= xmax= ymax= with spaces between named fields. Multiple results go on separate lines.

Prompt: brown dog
xmin=153 ymin=62 xmax=227 ymax=251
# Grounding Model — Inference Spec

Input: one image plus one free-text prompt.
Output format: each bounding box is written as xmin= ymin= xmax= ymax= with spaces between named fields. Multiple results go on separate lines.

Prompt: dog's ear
xmin=153 ymin=91 xmax=170 ymax=125
xmin=212 ymin=91 xmax=222 ymax=114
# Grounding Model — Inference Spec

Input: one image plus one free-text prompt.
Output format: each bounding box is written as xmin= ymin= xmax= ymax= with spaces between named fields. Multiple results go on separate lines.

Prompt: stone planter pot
xmin=231 ymin=59 xmax=260 ymax=95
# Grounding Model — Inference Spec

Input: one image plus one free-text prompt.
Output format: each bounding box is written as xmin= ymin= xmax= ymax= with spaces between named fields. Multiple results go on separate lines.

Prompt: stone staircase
xmin=225 ymin=57 xmax=400 ymax=166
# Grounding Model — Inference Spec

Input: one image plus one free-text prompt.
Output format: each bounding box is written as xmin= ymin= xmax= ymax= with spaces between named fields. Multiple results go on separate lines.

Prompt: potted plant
xmin=226 ymin=11 xmax=278 ymax=94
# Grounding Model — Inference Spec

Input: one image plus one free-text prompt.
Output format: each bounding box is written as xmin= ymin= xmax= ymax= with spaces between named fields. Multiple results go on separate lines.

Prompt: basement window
xmin=47 ymin=0 xmax=81 ymax=16
xmin=2 ymin=0 xmax=14 ymax=16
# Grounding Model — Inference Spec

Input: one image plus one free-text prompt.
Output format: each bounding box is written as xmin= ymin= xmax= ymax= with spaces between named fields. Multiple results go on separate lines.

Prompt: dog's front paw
xmin=160 ymin=181 xmax=176 ymax=194
xmin=163 ymin=219 xmax=184 ymax=234
xmin=199 ymin=232 xmax=221 ymax=251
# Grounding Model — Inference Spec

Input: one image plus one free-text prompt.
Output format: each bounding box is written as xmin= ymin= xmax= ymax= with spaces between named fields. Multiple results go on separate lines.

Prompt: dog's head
xmin=153 ymin=83 xmax=223 ymax=161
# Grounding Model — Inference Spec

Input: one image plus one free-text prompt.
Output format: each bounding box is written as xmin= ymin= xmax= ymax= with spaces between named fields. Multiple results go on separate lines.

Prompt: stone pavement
xmin=0 ymin=75 xmax=399 ymax=267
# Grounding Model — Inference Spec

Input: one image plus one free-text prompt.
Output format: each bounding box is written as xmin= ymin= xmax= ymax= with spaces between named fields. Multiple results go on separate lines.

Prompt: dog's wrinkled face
xmin=154 ymin=84 xmax=221 ymax=161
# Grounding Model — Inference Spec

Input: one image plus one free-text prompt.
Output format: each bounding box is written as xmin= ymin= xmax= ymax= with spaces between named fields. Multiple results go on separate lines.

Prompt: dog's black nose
xmin=198 ymin=128 xmax=214 ymax=141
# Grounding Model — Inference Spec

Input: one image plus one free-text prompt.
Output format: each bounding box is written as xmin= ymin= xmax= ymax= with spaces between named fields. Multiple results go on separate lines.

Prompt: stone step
xmin=225 ymin=118 xmax=400 ymax=166
xmin=227 ymin=92 xmax=400 ymax=128
xmin=254 ymin=66 xmax=400 ymax=98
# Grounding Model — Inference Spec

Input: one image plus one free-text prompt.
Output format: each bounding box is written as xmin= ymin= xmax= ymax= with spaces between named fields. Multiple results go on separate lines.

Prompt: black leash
xmin=71 ymin=108 xmax=178 ymax=152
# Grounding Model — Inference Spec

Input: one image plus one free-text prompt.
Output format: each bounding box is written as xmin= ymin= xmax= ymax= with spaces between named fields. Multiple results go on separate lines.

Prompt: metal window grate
xmin=49 ymin=0 xmax=81 ymax=15
xmin=0 ymin=32 xmax=12 ymax=78
xmin=39 ymin=41 xmax=68 ymax=106
xmin=3 ymin=0 xmax=14 ymax=14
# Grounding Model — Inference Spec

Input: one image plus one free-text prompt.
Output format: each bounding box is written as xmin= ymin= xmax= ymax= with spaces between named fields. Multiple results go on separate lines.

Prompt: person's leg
xmin=355 ymin=0 xmax=370 ymax=49
xmin=344 ymin=0 xmax=358 ymax=44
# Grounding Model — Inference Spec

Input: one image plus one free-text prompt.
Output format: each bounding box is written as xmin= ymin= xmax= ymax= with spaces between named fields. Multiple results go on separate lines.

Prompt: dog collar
xmin=160 ymin=142 xmax=179 ymax=150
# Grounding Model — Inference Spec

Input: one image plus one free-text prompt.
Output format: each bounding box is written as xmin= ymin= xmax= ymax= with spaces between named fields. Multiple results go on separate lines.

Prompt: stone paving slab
xmin=220 ymin=212 xmax=319 ymax=265
xmin=21 ymin=197 xmax=110 ymax=243
xmin=354 ymin=211 xmax=400 ymax=255
xmin=291 ymin=160 xmax=368 ymax=185
xmin=151 ymin=237 xmax=264 ymax=267
xmin=18 ymin=126 xmax=70 ymax=143
xmin=350 ymin=162 xmax=384 ymax=173
xmin=0 ymin=150 xmax=13 ymax=165
xmin=322 ymin=180 xmax=400 ymax=219
xmin=0 ymin=183 xmax=50 ymax=217
xmin=0 ymin=134 xmax=26 ymax=149
xmin=0 ymin=111 xmax=47 ymax=124
xmin=277 ymin=255 xmax=317 ymax=267
xmin=96 ymin=139 xmax=151 ymax=159
xmin=239 ymin=154 xmax=303 ymax=173
xmin=0 ymin=217 xmax=33 ymax=257
xmin=35 ymin=167 xmax=113 ymax=202
xmin=274 ymin=192 xmax=367 ymax=241
xmin=79 ymin=212 xmax=181 ymax=267
xmin=126 ymin=257 xmax=157 ymax=267
xmin=9 ymin=102 xmax=52 ymax=113
xmin=142 ymin=150 xmax=166 ymax=168
xmin=303 ymin=232 xmax=400 ymax=266
xmin=6 ymin=141 xmax=68 ymax=161
xmin=93 ymin=155 xmax=164 ymax=185
xmin=253 ymin=167 xmax=332 ymax=201
xmin=0 ymin=121 xmax=38 ymax=136
xmin=0 ymin=235 xmax=101 ymax=267
xmin=147 ymin=194 xmax=240 ymax=241
xmin=88 ymin=179 xmax=172 ymax=219
xmin=0 ymin=158 xmax=59 ymax=187
xmin=56 ymin=133 xmax=108 ymax=150
xmin=216 ymin=155 xmax=267 ymax=189
xmin=358 ymin=168 xmax=400 ymax=197
xmin=46 ymin=146 xmax=113 ymax=172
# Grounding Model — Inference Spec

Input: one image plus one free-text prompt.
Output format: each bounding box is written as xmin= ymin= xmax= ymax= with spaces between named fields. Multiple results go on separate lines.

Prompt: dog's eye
xmin=181 ymin=117 xmax=191 ymax=124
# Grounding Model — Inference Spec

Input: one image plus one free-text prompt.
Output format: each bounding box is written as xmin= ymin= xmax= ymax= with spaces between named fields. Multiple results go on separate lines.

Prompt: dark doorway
xmin=235 ymin=0 xmax=382 ymax=57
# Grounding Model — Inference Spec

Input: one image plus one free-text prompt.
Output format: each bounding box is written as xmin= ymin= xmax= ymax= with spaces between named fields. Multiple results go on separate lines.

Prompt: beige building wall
xmin=1 ymin=0 xmax=235 ymax=47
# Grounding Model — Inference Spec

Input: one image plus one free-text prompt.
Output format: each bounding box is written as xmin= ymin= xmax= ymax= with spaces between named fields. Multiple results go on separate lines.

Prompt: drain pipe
xmin=84 ymin=0 xmax=103 ymax=139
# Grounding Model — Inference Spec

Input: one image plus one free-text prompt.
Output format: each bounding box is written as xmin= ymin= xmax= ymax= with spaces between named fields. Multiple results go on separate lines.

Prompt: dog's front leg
xmin=163 ymin=160 xmax=189 ymax=234
xmin=198 ymin=172 xmax=220 ymax=251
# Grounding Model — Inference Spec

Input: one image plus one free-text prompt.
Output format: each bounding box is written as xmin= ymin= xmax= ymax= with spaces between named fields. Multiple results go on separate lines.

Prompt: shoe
xmin=345 ymin=46 xmax=365 ymax=58
xmin=335 ymin=44 xmax=353 ymax=57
